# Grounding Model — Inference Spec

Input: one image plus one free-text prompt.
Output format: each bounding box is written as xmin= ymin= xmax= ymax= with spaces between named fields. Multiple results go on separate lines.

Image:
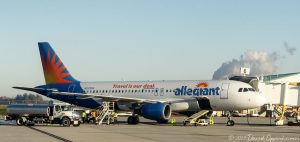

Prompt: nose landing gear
xmin=226 ymin=112 xmax=235 ymax=126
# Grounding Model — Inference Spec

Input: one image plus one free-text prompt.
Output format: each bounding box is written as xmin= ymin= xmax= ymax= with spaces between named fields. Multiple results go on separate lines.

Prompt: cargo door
xmin=220 ymin=83 xmax=230 ymax=99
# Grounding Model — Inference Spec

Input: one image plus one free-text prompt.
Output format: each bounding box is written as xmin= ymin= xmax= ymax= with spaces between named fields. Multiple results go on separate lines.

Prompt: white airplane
xmin=14 ymin=42 xmax=266 ymax=126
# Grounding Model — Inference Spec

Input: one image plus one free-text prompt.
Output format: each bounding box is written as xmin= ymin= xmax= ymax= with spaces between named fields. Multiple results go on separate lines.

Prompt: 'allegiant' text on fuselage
xmin=175 ymin=86 xmax=220 ymax=96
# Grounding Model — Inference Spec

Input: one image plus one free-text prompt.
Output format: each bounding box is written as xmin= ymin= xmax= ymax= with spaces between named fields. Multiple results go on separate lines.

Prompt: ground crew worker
xmin=90 ymin=111 xmax=97 ymax=124
xmin=209 ymin=115 xmax=214 ymax=125
xmin=112 ymin=112 xmax=118 ymax=125
xmin=170 ymin=118 xmax=176 ymax=126
xmin=82 ymin=111 xmax=87 ymax=124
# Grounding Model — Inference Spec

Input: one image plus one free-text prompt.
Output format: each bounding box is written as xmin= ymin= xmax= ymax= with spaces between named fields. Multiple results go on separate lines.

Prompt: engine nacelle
xmin=140 ymin=103 xmax=171 ymax=121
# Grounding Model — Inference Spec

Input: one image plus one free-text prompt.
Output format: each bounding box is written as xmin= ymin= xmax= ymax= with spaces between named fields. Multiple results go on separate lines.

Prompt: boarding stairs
xmin=272 ymin=105 xmax=298 ymax=124
xmin=183 ymin=110 xmax=212 ymax=126
xmin=96 ymin=102 xmax=115 ymax=125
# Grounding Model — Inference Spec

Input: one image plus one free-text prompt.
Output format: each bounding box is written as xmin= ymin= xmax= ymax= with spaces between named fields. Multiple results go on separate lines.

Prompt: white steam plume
xmin=212 ymin=51 xmax=279 ymax=80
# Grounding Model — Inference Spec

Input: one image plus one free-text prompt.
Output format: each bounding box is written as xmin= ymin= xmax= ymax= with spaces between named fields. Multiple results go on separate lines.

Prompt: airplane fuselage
xmin=38 ymin=80 xmax=265 ymax=112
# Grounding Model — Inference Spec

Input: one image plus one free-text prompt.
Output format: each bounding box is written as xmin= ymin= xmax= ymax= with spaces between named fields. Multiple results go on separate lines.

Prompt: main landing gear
xmin=127 ymin=104 xmax=140 ymax=125
xmin=226 ymin=112 xmax=235 ymax=126
xmin=127 ymin=115 xmax=139 ymax=125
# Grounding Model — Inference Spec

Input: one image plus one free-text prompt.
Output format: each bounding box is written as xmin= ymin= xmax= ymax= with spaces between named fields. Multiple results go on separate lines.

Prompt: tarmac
xmin=0 ymin=117 xmax=299 ymax=142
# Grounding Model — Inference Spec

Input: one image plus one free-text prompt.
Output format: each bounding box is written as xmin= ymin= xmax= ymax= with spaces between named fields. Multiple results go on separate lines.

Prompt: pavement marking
xmin=27 ymin=126 xmax=72 ymax=142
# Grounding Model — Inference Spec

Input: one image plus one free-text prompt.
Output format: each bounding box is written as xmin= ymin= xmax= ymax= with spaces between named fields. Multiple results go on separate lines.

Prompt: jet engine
xmin=140 ymin=103 xmax=171 ymax=123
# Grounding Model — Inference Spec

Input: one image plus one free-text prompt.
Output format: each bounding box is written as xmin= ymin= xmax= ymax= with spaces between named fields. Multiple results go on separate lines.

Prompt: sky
xmin=0 ymin=0 xmax=299 ymax=97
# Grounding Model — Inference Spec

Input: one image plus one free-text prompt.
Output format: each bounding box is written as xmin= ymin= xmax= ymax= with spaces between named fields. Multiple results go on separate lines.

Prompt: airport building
xmin=260 ymin=72 xmax=300 ymax=106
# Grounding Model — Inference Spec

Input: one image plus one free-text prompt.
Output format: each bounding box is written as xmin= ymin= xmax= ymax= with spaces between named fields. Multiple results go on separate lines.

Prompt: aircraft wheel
xmin=127 ymin=116 xmax=139 ymax=125
xmin=226 ymin=120 xmax=235 ymax=126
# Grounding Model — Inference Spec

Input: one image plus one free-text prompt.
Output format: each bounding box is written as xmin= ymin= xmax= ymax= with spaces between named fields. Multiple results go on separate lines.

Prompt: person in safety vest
xmin=112 ymin=112 xmax=118 ymax=124
xmin=82 ymin=111 xmax=87 ymax=124
xmin=170 ymin=118 xmax=176 ymax=126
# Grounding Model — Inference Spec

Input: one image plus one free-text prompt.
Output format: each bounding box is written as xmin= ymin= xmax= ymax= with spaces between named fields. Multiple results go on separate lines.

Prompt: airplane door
xmin=159 ymin=88 xmax=164 ymax=96
xmin=154 ymin=88 xmax=159 ymax=96
xmin=220 ymin=83 xmax=230 ymax=99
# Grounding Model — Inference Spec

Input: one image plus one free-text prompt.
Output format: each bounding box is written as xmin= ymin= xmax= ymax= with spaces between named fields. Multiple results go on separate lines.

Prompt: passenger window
xmin=238 ymin=88 xmax=243 ymax=92
xmin=243 ymin=88 xmax=249 ymax=92
xmin=166 ymin=90 xmax=168 ymax=93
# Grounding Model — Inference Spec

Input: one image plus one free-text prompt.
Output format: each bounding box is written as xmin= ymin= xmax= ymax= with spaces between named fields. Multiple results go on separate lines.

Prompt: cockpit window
xmin=238 ymin=88 xmax=243 ymax=92
xmin=248 ymin=88 xmax=256 ymax=92
xmin=239 ymin=88 xmax=256 ymax=93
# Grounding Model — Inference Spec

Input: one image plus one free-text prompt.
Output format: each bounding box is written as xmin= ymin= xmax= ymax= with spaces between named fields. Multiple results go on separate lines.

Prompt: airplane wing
xmin=53 ymin=91 xmax=166 ymax=103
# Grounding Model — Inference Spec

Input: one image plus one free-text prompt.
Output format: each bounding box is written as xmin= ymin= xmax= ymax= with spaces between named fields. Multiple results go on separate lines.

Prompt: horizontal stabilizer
xmin=12 ymin=87 xmax=57 ymax=94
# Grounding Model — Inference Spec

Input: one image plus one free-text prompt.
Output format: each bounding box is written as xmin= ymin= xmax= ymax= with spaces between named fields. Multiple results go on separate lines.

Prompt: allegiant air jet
xmin=14 ymin=42 xmax=266 ymax=126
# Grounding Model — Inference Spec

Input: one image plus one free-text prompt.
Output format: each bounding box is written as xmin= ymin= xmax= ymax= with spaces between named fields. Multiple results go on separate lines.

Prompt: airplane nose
xmin=256 ymin=93 xmax=267 ymax=106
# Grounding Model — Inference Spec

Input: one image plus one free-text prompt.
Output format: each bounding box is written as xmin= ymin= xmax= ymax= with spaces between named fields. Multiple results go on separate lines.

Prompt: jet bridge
xmin=230 ymin=73 xmax=300 ymax=125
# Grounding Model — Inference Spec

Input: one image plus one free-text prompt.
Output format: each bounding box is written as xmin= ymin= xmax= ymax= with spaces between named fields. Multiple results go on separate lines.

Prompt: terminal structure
xmin=230 ymin=70 xmax=300 ymax=126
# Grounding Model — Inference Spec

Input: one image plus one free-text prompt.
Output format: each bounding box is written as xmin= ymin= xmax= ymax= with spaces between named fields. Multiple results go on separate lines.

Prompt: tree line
xmin=0 ymin=93 xmax=46 ymax=105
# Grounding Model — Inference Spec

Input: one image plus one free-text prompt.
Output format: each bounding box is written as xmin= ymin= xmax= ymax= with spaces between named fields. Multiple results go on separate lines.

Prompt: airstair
xmin=96 ymin=102 xmax=115 ymax=125
xmin=183 ymin=110 xmax=212 ymax=126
